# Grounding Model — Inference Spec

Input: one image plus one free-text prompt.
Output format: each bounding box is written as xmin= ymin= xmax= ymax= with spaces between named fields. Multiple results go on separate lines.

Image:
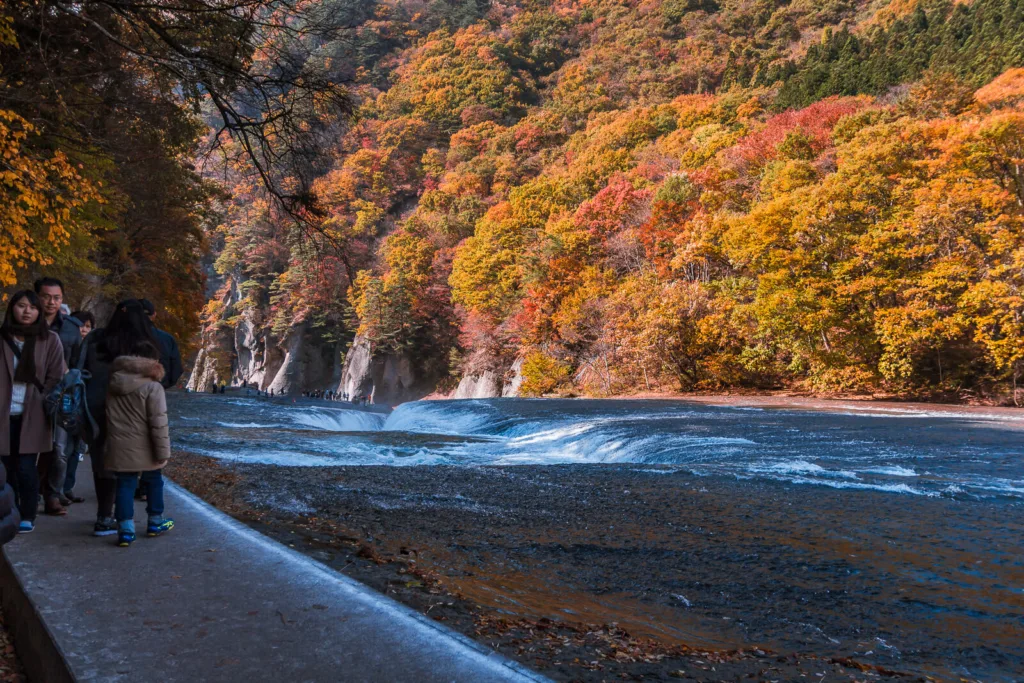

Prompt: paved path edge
xmin=1 ymin=543 xmax=76 ymax=683
xmin=165 ymin=478 xmax=551 ymax=683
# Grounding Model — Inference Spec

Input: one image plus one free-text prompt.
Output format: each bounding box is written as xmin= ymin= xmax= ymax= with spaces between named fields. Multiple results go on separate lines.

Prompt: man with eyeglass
xmin=33 ymin=278 xmax=82 ymax=515
xmin=34 ymin=278 xmax=82 ymax=366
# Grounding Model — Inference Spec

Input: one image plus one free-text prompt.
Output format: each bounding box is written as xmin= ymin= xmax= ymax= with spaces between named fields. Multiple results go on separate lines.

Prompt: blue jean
xmin=114 ymin=470 xmax=164 ymax=522
xmin=4 ymin=416 xmax=38 ymax=522
xmin=2 ymin=454 xmax=39 ymax=523
xmin=63 ymin=437 xmax=82 ymax=495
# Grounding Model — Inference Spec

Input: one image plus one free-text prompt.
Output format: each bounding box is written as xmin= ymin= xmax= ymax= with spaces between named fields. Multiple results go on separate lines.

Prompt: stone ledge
xmin=0 ymin=545 xmax=75 ymax=683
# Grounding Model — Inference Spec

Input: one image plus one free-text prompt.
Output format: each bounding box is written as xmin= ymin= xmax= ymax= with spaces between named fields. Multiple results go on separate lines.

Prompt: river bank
xmin=168 ymin=452 xmax=921 ymax=681
xmin=166 ymin=392 xmax=1021 ymax=681
xmin=167 ymin=449 xmax=1018 ymax=682
xmin=489 ymin=389 xmax=1023 ymax=411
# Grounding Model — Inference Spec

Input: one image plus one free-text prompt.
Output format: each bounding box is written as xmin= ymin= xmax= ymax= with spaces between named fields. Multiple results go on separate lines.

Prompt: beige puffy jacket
xmin=105 ymin=356 xmax=170 ymax=472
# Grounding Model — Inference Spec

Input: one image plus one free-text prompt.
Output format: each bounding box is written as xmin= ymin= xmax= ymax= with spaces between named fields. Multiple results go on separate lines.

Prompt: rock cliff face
xmin=502 ymin=357 xmax=524 ymax=397
xmin=189 ymin=304 xmax=518 ymax=401
xmin=188 ymin=275 xmax=516 ymax=402
xmin=451 ymin=357 xmax=523 ymax=399
xmin=266 ymin=322 xmax=343 ymax=395
xmin=337 ymin=335 xmax=433 ymax=406
xmin=452 ymin=370 xmax=501 ymax=399
xmin=186 ymin=274 xmax=343 ymax=394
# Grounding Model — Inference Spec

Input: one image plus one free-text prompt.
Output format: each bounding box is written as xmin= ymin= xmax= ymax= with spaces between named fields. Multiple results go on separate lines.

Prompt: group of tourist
xmin=0 ymin=280 xmax=183 ymax=548
xmin=299 ymin=389 xmax=369 ymax=404
xmin=237 ymin=386 xmax=372 ymax=405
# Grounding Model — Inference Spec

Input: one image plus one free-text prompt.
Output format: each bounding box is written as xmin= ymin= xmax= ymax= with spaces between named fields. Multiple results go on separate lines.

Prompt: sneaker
xmin=117 ymin=530 xmax=135 ymax=547
xmin=17 ymin=521 xmax=34 ymax=534
xmin=64 ymin=492 xmax=86 ymax=504
xmin=93 ymin=518 xmax=118 ymax=536
xmin=58 ymin=494 xmax=73 ymax=507
xmin=147 ymin=518 xmax=174 ymax=537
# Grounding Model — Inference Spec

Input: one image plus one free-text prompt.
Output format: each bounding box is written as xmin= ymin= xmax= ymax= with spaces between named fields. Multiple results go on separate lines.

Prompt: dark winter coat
xmin=49 ymin=313 xmax=82 ymax=367
xmin=74 ymin=329 xmax=113 ymax=444
xmin=0 ymin=462 xmax=19 ymax=545
xmin=153 ymin=327 xmax=183 ymax=389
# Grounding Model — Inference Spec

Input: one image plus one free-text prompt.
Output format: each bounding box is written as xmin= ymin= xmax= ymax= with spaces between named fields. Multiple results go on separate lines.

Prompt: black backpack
xmin=44 ymin=338 xmax=97 ymax=438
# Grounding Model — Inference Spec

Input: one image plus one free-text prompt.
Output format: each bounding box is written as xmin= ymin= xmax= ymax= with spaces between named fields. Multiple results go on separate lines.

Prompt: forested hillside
xmin=5 ymin=0 xmax=1024 ymax=400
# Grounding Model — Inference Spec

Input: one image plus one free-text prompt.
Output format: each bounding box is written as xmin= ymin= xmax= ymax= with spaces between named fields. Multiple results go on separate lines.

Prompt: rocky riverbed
xmin=169 ymin=453 xmax=1019 ymax=681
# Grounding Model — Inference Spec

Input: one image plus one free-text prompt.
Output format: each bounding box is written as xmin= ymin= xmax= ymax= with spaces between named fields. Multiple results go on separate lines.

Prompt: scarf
xmin=1 ymin=324 xmax=42 ymax=385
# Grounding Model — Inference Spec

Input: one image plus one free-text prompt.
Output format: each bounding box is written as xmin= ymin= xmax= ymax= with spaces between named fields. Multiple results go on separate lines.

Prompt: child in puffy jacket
xmin=105 ymin=342 xmax=173 ymax=547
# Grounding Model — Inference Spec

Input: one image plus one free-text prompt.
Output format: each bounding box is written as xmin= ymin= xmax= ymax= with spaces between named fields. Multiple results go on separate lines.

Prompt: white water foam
xmin=833 ymin=405 xmax=1024 ymax=422
xmin=293 ymin=409 xmax=387 ymax=432
xmin=494 ymin=430 xmax=755 ymax=465
xmin=189 ymin=445 xmax=457 ymax=467
xmin=217 ymin=422 xmax=272 ymax=429
xmin=783 ymin=476 xmax=937 ymax=496
xmin=383 ymin=400 xmax=499 ymax=435
xmin=862 ymin=465 xmax=918 ymax=477
xmin=747 ymin=459 xmax=859 ymax=479
xmin=505 ymin=422 xmax=599 ymax=446
xmin=188 ymin=446 xmax=346 ymax=467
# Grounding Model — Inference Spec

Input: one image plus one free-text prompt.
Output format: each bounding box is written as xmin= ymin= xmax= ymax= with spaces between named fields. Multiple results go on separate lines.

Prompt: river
xmin=169 ymin=394 xmax=1024 ymax=680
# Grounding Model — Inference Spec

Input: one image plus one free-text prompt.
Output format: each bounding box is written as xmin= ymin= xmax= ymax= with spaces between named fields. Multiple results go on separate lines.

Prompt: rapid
xmin=172 ymin=396 xmax=1024 ymax=501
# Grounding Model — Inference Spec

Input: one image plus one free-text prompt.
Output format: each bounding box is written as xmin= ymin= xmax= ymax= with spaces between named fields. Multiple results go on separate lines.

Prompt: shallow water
xmin=171 ymin=395 xmax=1024 ymax=501
xmin=168 ymin=394 xmax=1024 ymax=680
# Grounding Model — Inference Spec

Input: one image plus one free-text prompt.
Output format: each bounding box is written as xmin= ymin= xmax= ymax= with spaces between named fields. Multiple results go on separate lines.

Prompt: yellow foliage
xmin=0 ymin=110 xmax=102 ymax=288
xmin=519 ymin=351 xmax=571 ymax=396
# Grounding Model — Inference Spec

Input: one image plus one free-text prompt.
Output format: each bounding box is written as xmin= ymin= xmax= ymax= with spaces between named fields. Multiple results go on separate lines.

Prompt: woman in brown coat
xmin=106 ymin=341 xmax=173 ymax=547
xmin=1 ymin=290 xmax=66 ymax=533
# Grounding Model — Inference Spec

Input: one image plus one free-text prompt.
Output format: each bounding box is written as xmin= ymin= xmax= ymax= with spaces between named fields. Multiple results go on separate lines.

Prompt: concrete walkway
xmin=0 ymin=461 xmax=547 ymax=682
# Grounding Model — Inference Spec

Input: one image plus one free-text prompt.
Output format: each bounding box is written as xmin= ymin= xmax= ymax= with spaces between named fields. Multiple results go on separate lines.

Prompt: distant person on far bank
xmin=139 ymin=299 xmax=182 ymax=389
xmin=105 ymin=341 xmax=173 ymax=547
xmin=0 ymin=291 xmax=66 ymax=534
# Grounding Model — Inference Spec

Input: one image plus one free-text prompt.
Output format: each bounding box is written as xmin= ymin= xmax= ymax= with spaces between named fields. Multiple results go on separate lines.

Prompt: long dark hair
xmin=1 ymin=290 xmax=48 ymax=338
xmin=1 ymin=290 xmax=49 ymax=384
xmin=100 ymin=299 xmax=160 ymax=361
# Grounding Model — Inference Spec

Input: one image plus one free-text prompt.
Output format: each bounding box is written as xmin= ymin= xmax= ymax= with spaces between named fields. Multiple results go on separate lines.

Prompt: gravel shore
xmin=167 ymin=451 xmax=943 ymax=682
